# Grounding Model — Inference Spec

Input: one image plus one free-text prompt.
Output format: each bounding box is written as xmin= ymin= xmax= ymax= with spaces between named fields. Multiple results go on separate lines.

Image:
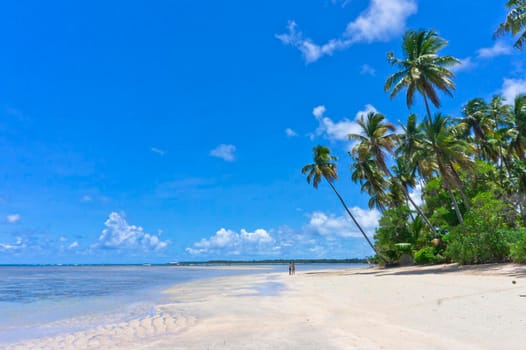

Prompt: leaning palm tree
xmin=495 ymin=0 xmax=526 ymax=50
xmin=350 ymin=151 xmax=389 ymax=212
xmin=302 ymin=145 xmax=382 ymax=259
xmin=384 ymin=29 xmax=460 ymax=124
xmin=349 ymin=111 xmax=437 ymax=235
xmin=422 ymin=114 xmax=475 ymax=223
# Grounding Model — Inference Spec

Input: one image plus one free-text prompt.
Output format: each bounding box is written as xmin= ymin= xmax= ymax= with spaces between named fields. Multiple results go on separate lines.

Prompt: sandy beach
xmin=4 ymin=263 xmax=526 ymax=350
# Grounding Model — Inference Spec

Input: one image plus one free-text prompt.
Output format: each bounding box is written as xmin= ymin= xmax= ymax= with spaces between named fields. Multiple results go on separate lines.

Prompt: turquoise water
xmin=0 ymin=264 xmax=367 ymax=343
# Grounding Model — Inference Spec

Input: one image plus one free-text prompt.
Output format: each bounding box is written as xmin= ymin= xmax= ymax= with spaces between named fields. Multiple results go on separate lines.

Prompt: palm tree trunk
xmin=326 ymin=180 xmax=387 ymax=263
xmin=499 ymin=143 xmax=504 ymax=187
xmin=399 ymin=183 xmax=438 ymax=236
xmin=436 ymin=160 xmax=465 ymax=223
xmin=443 ymin=180 xmax=464 ymax=224
xmin=381 ymin=164 xmax=438 ymax=236
xmin=405 ymin=197 xmax=416 ymax=221
xmin=448 ymin=162 xmax=471 ymax=210
xmin=422 ymin=92 xmax=434 ymax=125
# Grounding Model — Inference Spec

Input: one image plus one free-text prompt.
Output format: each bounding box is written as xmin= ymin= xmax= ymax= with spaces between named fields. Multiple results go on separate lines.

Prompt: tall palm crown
xmin=396 ymin=114 xmax=436 ymax=180
xmin=350 ymin=111 xmax=437 ymax=235
xmin=301 ymin=145 xmax=338 ymax=188
xmin=511 ymin=94 xmax=526 ymax=160
xmin=495 ymin=0 xmax=526 ymax=50
xmin=458 ymin=98 xmax=494 ymax=161
xmin=422 ymin=114 xmax=475 ymax=222
xmin=350 ymin=152 xmax=388 ymax=212
xmin=384 ymin=29 xmax=460 ymax=122
xmin=349 ymin=111 xmax=397 ymax=176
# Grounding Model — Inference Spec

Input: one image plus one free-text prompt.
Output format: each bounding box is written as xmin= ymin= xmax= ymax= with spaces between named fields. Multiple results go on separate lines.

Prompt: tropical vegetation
xmin=302 ymin=4 xmax=526 ymax=266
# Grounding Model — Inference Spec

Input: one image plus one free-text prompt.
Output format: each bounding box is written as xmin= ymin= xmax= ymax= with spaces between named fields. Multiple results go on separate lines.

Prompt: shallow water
xmin=0 ymin=263 xmax=367 ymax=343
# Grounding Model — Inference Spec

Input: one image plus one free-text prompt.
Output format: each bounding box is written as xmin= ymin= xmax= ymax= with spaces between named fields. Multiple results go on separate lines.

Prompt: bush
xmin=414 ymin=246 xmax=445 ymax=265
xmin=510 ymin=229 xmax=526 ymax=263
xmin=444 ymin=193 xmax=518 ymax=264
xmin=414 ymin=247 xmax=434 ymax=264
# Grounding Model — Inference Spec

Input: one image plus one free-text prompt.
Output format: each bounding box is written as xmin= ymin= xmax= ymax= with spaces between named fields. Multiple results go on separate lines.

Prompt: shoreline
xmin=4 ymin=263 xmax=526 ymax=349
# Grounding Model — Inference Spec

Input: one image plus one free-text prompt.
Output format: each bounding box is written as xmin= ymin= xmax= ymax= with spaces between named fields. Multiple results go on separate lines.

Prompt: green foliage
xmin=414 ymin=246 xmax=445 ymax=265
xmin=444 ymin=192 xmax=518 ymax=264
xmin=423 ymin=178 xmax=458 ymax=228
xmin=444 ymin=229 xmax=511 ymax=264
xmin=374 ymin=206 xmax=432 ymax=263
xmin=510 ymin=229 xmax=526 ymax=263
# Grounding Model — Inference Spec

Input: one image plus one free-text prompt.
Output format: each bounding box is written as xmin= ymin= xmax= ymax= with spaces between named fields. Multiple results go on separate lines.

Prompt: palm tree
xmin=458 ymin=98 xmax=494 ymax=161
xmin=350 ymin=151 xmax=389 ymax=212
xmin=495 ymin=0 xmax=526 ymax=50
xmin=396 ymin=114 xmax=435 ymax=184
xmin=349 ymin=111 xmax=437 ymax=235
xmin=488 ymin=95 xmax=513 ymax=184
xmin=510 ymin=94 xmax=526 ymax=160
xmin=422 ymin=114 xmax=475 ymax=223
xmin=384 ymin=29 xmax=460 ymax=124
xmin=302 ymin=145 xmax=382 ymax=259
xmin=349 ymin=111 xmax=397 ymax=175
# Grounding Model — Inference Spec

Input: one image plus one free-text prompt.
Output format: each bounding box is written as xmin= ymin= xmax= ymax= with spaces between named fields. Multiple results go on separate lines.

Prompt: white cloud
xmin=210 ymin=144 xmax=236 ymax=162
xmin=6 ymin=214 xmax=21 ymax=224
xmin=501 ymin=77 xmax=526 ymax=102
xmin=360 ymin=64 xmax=376 ymax=76
xmin=285 ymin=128 xmax=298 ymax=137
xmin=186 ymin=227 xmax=274 ymax=256
xmin=307 ymin=209 xmax=380 ymax=238
xmin=0 ymin=237 xmax=26 ymax=251
xmin=150 ymin=147 xmax=166 ymax=156
xmin=452 ymin=57 xmax=476 ymax=73
xmin=81 ymin=195 xmax=93 ymax=202
xmin=68 ymin=241 xmax=79 ymax=249
xmin=185 ymin=209 xmax=379 ymax=259
xmin=276 ymin=0 xmax=417 ymax=63
xmin=477 ymin=41 xmax=512 ymax=59
xmin=313 ymin=105 xmax=327 ymax=119
xmin=312 ymin=104 xmax=377 ymax=142
xmin=344 ymin=0 xmax=417 ymax=43
xmin=408 ymin=183 xmax=423 ymax=208
xmin=275 ymin=21 xmax=350 ymax=63
xmin=355 ymin=104 xmax=378 ymax=119
xmin=98 ymin=212 xmax=169 ymax=250
xmin=240 ymin=228 xmax=273 ymax=243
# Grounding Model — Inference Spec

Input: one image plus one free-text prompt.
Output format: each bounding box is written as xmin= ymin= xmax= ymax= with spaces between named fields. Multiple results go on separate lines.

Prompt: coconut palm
xmin=458 ymin=98 xmax=494 ymax=161
xmin=349 ymin=111 xmax=397 ymax=175
xmin=488 ymin=95 xmax=514 ymax=183
xmin=422 ymin=114 xmax=475 ymax=223
xmin=302 ymin=145 xmax=382 ymax=259
xmin=510 ymin=94 xmax=526 ymax=160
xmin=384 ymin=29 xmax=460 ymax=124
xmin=349 ymin=111 xmax=437 ymax=235
xmin=350 ymin=151 xmax=389 ymax=212
xmin=495 ymin=0 xmax=526 ymax=50
xmin=396 ymin=114 xmax=436 ymax=183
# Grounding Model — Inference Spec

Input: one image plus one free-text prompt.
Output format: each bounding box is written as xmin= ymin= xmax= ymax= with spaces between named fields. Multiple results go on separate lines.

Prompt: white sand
xmin=4 ymin=263 xmax=526 ymax=349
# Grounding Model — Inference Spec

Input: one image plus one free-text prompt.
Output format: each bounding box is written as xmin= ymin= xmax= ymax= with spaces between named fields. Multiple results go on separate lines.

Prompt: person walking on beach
xmin=291 ymin=261 xmax=296 ymax=275
xmin=288 ymin=262 xmax=292 ymax=275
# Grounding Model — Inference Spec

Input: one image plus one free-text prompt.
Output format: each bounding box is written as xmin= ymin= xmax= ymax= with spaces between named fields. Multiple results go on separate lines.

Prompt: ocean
xmin=0 ymin=263 xmax=367 ymax=344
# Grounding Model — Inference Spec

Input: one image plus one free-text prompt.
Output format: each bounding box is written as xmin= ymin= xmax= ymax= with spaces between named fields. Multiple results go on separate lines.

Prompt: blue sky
xmin=0 ymin=0 xmax=524 ymax=263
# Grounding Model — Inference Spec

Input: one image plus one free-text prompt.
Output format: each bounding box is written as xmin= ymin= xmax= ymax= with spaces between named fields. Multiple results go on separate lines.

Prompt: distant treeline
xmin=175 ymin=258 xmax=368 ymax=265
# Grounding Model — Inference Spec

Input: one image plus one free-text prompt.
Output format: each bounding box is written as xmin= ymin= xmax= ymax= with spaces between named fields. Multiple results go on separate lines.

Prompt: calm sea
xmin=0 ymin=263 xmax=367 ymax=343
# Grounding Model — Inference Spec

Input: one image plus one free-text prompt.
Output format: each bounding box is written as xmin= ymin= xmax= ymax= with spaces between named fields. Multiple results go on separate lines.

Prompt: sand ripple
xmin=2 ymin=310 xmax=196 ymax=350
